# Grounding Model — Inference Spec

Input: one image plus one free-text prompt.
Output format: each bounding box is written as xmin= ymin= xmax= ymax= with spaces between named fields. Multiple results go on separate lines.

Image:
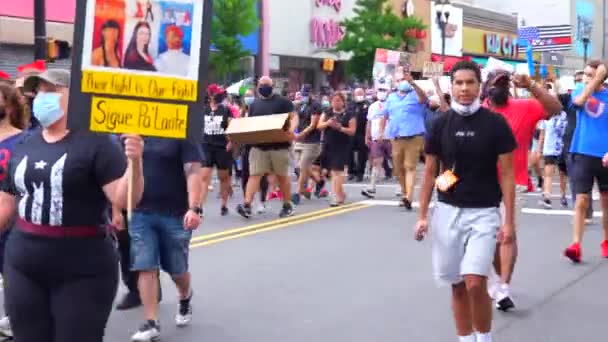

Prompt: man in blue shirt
xmin=380 ymin=73 xmax=428 ymax=210
xmin=565 ymin=60 xmax=608 ymax=263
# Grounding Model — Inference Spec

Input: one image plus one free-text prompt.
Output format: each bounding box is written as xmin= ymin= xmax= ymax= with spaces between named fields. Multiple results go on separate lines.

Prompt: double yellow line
xmin=189 ymin=202 xmax=370 ymax=248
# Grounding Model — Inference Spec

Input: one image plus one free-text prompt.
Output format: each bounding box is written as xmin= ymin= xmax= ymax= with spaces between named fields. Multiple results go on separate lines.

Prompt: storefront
xmin=268 ymin=0 xmax=356 ymax=93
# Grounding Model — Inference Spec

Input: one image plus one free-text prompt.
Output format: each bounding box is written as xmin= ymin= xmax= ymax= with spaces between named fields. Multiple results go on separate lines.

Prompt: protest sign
xmin=422 ymin=61 xmax=444 ymax=78
xmin=372 ymin=49 xmax=411 ymax=89
xmin=67 ymin=0 xmax=212 ymax=141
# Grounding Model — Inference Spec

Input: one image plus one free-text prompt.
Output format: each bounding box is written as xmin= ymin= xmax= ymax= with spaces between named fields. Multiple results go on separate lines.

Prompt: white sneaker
xmin=175 ymin=292 xmax=193 ymax=327
xmin=0 ymin=316 xmax=12 ymax=337
xmin=131 ymin=320 xmax=160 ymax=342
xmin=256 ymin=203 xmax=267 ymax=215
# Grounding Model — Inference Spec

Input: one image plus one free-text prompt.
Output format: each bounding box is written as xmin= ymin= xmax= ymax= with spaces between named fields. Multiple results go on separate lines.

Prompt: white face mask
xmin=451 ymin=98 xmax=481 ymax=116
xmin=377 ymin=91 xmax=387 ymax=101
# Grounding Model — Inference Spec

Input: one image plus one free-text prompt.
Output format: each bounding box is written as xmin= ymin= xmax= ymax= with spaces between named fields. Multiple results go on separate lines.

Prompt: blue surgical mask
xmin=301 ymin=96 xmax=309 ymax=103
xmin=322 ymin=100 xmax=330 ymax=108
xmin=398 ymin=81 xmax=413 ymax=93
xmin=32 ymin=92 xmax=65 ymax=128
xmin=244 ymin=96 xmax=254 ymax=106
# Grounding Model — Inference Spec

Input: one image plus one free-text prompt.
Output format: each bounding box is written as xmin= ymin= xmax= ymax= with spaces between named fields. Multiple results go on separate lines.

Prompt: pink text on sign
xmin=315 ymin=0 xmax=342 ymax=12
xmin=310 ymin=18 xmax=345 ymax=48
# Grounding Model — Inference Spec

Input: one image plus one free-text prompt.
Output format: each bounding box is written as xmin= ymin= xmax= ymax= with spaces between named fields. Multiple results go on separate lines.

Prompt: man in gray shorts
xmin=415 ymin=61 xmax=516 ymax=342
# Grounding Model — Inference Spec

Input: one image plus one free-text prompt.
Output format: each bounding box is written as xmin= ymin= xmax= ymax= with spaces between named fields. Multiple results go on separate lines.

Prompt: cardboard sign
xmin=67 ymin=0 xmax=212 ymax=141
xmin=372 ymin=49 xmax=411 ymax=89
xmin=422 ymin=61 xmax=444 ymax=78
xmin=226 ymin=114 xmax=292 ymax=145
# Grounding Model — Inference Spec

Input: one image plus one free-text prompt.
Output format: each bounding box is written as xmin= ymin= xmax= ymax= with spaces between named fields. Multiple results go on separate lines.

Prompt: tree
xmin=210 ymin=0 xmax=259 ymax=81
xmin=334 ymin=0 xmax=425 ymax=81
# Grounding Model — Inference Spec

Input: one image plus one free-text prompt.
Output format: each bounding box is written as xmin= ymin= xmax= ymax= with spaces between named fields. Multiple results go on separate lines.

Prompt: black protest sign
xmin=67 ymin=0 xmax=212 ymax=141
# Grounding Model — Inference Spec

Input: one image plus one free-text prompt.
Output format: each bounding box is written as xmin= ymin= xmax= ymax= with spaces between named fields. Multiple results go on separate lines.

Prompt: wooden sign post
xmin=67 ymin=0 xmax=213 ymax=219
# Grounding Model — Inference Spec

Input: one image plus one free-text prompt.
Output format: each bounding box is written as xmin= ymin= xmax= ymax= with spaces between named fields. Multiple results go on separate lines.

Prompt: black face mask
xmin=429 ymin=105 xmax=440 ymax=111
xmin=489 ymin=87 xmax=509 ymax=106
xmin=0 ymin=107 xmax=6 ymax=121
xmin=258 ymin=85 xmax=273 ymax=98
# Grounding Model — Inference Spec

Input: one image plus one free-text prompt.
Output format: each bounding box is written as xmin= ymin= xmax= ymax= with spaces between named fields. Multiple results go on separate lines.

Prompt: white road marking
xmin=521 ymin=208 xmax=603 ymax=217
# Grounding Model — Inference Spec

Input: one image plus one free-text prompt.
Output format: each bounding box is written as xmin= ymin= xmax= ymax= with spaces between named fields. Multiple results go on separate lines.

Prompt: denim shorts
xmin=129 ymin=212 xmax=192 ymax=276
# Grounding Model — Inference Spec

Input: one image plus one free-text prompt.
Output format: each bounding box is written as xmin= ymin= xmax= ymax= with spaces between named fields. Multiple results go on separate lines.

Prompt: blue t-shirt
xmin=381 ymin=91 xmax=426 ymax=139
xmin=135 ymin=138 xmax=203 ymax=216
xmin=570 ymin=84 xmax=608 ymax=158
xmin=539 ymin=112 xmax=567 ymax=156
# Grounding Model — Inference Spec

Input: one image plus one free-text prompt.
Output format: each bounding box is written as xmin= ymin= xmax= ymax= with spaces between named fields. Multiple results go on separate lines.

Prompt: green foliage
xmin=210 ymin=0 xmax=259 ymax=80
xmin=334 ymin=0 xmax=425 ymax=81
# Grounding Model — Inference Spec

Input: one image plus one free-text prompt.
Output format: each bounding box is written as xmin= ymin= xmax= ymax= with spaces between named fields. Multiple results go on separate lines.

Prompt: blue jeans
xmin=129 ymin=212 xmax=192 ymax=276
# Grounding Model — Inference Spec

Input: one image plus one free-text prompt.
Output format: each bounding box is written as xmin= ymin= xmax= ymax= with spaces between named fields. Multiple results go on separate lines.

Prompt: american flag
xmin=518 ymin=25 xmax=573 ymax=52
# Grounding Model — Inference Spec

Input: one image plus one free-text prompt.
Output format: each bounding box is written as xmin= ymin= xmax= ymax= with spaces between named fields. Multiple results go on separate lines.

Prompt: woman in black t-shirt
xmin=318 ymin=93 xmax=356 ymax=206
xmin=201 ymin=84 xmax=233 ymax=215
xmin=0 ymin=70 xmax=145 ymax=342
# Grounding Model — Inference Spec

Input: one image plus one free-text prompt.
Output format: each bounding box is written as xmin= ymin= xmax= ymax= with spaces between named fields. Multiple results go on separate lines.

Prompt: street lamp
xmin=435 ymin=0 xmax=451 ymax=62
xmin=581 ymin=33 xmax=590 ymax=66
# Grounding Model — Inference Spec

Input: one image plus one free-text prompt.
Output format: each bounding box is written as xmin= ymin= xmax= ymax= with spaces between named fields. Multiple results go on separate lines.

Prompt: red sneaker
xmin=564 ymin=243 xmax=582 ymax=263
xmin=601 ymin=240 xmax=608 ymax=258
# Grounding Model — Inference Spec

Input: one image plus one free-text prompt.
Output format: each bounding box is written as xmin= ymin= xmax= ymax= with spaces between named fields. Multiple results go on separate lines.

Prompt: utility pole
xmin=34 ymin=0 xmax=47 ymax=60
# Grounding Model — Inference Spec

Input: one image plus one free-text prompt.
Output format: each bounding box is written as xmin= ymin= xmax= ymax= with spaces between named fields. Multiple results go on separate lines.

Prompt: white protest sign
xmin=423 ymin=61 xmax=444 ymax=78
xmin=485 ymin=57 xmax=515 ymax=74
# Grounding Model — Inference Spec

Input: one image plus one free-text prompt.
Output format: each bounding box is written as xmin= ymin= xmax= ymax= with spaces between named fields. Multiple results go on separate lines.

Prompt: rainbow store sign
xmin=484 ymin=33 xmax=519 ymax=58
xmin=310 ymin=0 xmax=346 ymax=48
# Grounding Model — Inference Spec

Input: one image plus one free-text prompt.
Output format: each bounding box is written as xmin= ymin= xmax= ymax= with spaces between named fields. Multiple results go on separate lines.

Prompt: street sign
xmin=422 ymin=61 xmax=444 ymax=78
xmin=67 ymin=0 xmax=213 ymax=141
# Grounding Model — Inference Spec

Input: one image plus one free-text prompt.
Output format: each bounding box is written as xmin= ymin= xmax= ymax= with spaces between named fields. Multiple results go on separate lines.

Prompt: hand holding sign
xmin=512 ymin=74 xmax=533 ymax=89
xmin=122 ymin=134 xmax=144 ymax=161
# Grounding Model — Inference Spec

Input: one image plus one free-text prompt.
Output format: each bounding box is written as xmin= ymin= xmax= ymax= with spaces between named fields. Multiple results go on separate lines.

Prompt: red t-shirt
xmin=484 ymin=99 xmax=546 ymax=186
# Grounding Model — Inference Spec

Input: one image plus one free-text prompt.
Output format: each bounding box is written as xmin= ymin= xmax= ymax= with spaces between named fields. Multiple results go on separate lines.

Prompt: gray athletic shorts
xmin=431 ymin=202 xmax=501 ymax=287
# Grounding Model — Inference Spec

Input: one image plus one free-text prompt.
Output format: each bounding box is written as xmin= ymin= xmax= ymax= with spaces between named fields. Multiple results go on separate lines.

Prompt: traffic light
xmin=322 ymin=59 xmax=335 ymax=72
xmin=47 ymin=38 xmax=71 ymax=62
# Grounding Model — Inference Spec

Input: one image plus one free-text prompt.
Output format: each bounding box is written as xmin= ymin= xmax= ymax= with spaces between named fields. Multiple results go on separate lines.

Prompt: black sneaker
xmin=175 ymin=291 xmax=193 ymax=327
xmin=361 ymin=189 xmax=376 ymax=199
xmin=221 ymin=206 xmax=229 ymax=216
xmin=279 ymin=202 xmax=295 ymax=218
xmin=402 ymin=197 xmax=413 ymax=211
xmin=291 ymin=193 xmax=301 ymax=206
xmin=496 ymin=296 xmax=515 ymax=312
xmin=116 ymin=291 xmax=142 ymax=311
xmin=560 ymin=196 xmax=568 ymax=208
xmin=237 ymin=204 xmax=252 ymax=219
xmin=131 ymin=320 xmax=161 ymax=341
xmin=540 ymin=197 xmax=552 ymax=209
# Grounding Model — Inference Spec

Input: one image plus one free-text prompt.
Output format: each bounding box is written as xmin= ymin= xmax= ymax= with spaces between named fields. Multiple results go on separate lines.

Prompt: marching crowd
xmin=0 ymin=56 xmax=604 ymax=342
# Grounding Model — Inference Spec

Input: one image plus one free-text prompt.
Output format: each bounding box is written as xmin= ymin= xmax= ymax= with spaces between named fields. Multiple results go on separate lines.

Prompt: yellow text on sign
xmin=81 ymin=70 xmax=198 ymax=102
xmin=90 ymin=96 xmax=188 ymax=139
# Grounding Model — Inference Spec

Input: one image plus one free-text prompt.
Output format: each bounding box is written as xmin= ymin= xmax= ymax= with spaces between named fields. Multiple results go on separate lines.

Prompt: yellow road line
xmin=190 ymin=204 xmax=370 ymax=248
xmin=190 ymin=202 xmax=366 ymax=243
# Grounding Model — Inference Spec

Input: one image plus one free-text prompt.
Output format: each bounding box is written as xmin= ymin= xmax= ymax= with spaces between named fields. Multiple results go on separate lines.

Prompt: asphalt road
xmin=85 ymin=181 xmax=608 ymax=341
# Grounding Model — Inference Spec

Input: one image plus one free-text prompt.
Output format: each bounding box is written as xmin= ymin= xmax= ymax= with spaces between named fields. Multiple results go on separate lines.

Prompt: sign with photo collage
xmin=68 ymin=0 xmax=213 ymax=141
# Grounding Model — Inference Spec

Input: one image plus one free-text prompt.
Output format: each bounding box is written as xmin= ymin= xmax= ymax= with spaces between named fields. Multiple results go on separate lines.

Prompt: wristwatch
xmin=190 ymin=206 xmax=204 ymax=217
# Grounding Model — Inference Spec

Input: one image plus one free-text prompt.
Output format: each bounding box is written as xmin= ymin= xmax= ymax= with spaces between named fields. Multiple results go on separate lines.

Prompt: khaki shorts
xmin=249 ymin=147 xmax=290 ymax=176
xmin=293 ymin=143 xmax=322 ymax=169
xmin=391 ymin=136 xmax=424 ymax=173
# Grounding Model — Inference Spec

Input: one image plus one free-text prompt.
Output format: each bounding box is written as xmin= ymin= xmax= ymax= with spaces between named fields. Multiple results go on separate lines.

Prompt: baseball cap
xmin=23 ymin=69 xmax=70 ymax=93
xmin=207 ymin=83 xmax=225 ymax=97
